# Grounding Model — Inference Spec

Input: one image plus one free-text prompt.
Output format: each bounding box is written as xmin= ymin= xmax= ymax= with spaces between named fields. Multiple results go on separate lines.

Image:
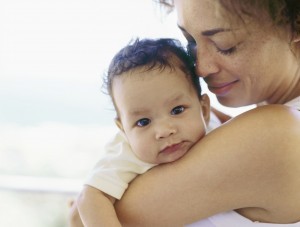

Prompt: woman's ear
xmin=292 ymin=34 xmax=300 ymax=43
xmin=114 ymin=118 xmax=124 ymax=132
xmin=294 ymin=37 xmax=300 ymax=43
xmin=200 ymin=94 xmax=210 ymax=125
xmin=291 ymin=33 xmax=300 ymax=58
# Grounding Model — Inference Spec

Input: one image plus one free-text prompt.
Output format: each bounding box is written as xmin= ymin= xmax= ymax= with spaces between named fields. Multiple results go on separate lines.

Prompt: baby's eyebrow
xmin=129 ymin=109 xmax=149 ymax=117
xmin=128 ymin=94 xmax=187 ymax=117
xmin=166 ymin=93 xmax=186 ymax=105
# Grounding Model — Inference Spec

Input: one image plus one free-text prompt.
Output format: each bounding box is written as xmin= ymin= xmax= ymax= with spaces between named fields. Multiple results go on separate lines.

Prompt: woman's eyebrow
xmin=201 ymin=28 xmax=231 ymax=36
xmin=177 ymin=24 xmax=231 ymax=37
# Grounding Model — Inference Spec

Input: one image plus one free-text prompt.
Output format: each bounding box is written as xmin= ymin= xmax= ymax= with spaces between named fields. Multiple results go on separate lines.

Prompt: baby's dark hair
xmin=103 ymin=38 xmax=201 ymax=99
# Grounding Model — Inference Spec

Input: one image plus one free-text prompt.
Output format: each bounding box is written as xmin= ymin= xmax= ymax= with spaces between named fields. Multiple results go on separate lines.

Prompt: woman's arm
xmin=115 ymin=105 xmax=300 ymax=226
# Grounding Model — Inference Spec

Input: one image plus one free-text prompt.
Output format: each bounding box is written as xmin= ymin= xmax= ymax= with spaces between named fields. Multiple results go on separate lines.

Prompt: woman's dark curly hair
xmin=103 ymin=38 xmax=201 ymax=100
xmin=156 ymin=0 xmax=300 ymax=40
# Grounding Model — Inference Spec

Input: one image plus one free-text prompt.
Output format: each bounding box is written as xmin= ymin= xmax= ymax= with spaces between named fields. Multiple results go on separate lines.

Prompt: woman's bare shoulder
xmin=217 ymin=104 xmax=299 ymax=141
xmin=213 ymin=104 xmax=300 ymax=176
xmin=229 ymin=104 xmax=300 ymax=127
xmin=223 ymin=104 xmax=300 ymax=221
xmin=221 ymin=104 xmax=300 ymax=162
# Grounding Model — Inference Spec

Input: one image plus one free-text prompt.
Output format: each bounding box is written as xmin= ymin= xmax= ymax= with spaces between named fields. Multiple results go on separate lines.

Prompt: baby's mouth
xmin=160 ymin=142 xmax=183 ymax=154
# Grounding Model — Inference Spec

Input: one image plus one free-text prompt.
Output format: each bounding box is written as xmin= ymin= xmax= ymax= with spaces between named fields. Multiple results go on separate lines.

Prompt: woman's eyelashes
xmin=215 ymin=45 xmax=237 ymax=55
xmin=187 ymin=39 xmax=237 ymax=58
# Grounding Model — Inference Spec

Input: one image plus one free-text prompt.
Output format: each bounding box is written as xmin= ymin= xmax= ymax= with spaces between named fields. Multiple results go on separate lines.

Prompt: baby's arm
xmin=68 ymin=199 xmax=84 ymax=227
xmin=69 ymin=131 xmax=155 ymax=227
xmin=77 ymin=185 xmax=121 ymax=227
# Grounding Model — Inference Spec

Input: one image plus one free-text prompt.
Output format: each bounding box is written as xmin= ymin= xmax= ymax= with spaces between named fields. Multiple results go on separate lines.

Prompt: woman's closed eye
xmin=216 ymin=45 xmax=237 ymax=56
xmin=213 ymin=39 xmax=241 ymax=56
xmin=171 ymin=106 xmax=185 ymax=115
xmin=136 ymin=118 xmax=151 ymax=127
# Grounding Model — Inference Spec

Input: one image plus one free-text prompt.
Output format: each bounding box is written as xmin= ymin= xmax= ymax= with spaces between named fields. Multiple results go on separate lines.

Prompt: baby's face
xmin=113 ymin=66 xmax=209 ymax=164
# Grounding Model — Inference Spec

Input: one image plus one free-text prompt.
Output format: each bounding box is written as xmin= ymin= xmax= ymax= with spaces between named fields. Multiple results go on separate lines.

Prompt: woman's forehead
xmin=174 ymin=0 xmax=260 ymax=33
xmin=175 ymin=0 xmax=235 ymax=31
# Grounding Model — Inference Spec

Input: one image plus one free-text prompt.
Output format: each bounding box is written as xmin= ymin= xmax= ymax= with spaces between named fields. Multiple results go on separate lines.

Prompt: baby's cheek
xmin=194 ymin=125 xmax=207 ymax=141
xmin=132 ymin=142 xmax=150 ymax=161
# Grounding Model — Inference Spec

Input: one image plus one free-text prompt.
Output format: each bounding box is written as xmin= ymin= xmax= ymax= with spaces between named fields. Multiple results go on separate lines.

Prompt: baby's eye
xmin=171 ymin=106 xmax=185 ymax=115
xmin=136 ymin=118 xmax=151 ymax=127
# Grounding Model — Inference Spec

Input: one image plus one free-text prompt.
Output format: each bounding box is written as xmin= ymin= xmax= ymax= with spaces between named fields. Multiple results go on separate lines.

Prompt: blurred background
xmin=0 ymin=1 xmax=252 ymax=226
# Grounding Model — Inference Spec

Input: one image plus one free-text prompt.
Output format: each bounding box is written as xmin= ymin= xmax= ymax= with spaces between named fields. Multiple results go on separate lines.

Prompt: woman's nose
xmin=195 ymin=48 xmax=219 ymax=78
xmin=155 ymin=122 xmax=177 ymax=140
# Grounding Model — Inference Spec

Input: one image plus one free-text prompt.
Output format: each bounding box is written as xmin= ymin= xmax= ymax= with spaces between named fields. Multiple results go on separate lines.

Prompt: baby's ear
xmin=114 ymin=118 xmax=124 ymax=132
xmin=200 ymin=94 xmax=210 ymax=124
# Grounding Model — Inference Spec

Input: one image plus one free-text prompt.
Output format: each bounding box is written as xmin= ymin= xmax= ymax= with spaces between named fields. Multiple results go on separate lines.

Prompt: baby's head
xmin=104 ymin=38 xmax=210 ymax=164
xmin=104 ymin=38 xmax=201 ymax=101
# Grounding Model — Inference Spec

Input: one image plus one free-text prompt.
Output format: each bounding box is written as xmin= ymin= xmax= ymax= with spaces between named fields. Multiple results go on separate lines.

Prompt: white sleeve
xmin=84 ymin=131 xmax=156 ymax=200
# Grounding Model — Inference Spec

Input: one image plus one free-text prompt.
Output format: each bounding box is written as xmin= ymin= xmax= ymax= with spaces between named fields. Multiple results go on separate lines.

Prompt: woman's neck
xmin=267 ymin=65 xmax=300 ymax=104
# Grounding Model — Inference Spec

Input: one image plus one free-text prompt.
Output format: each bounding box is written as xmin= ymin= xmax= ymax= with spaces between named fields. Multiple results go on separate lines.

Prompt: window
xmin=0 ymin=1 xmax=182 ymax=226
xmin=0 ymin=1 xmax=252 ymax=226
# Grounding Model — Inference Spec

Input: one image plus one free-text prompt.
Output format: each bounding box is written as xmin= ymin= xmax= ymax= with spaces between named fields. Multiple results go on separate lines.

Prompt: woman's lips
xmin=207 ymin=80 xmax=238 ymax=96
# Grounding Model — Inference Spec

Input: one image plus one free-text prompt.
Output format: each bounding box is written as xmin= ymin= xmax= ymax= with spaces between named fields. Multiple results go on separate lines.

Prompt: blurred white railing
xmin=0 ymin=174 xmax=82 ymax=195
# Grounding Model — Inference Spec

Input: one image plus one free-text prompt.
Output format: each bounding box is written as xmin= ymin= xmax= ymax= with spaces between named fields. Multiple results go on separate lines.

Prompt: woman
xmin=113 ymin=0 xmax=300 ymax=226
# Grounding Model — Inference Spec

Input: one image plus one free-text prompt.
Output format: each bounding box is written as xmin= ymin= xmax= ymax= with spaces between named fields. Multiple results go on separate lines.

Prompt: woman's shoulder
xmin=228 ymin=104 xmax=300 ymax=155
xmin=219 ymin=104 xmax=300 ymax=174
xmin=230 ymin=104 xmax=300 ymax=126
xmin=222 ymin=104 xmax=300 ymax=144
xmin=212 ymin=104 xmax=300 ymax=222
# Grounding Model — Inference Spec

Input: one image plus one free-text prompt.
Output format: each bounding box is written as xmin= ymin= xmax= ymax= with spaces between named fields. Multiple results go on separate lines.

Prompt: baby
xmin=76 ymin=38 xmax=220 ymax=226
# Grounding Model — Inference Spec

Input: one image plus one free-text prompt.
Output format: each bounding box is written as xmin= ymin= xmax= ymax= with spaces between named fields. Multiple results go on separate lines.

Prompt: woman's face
xmin=174 ymin=0 xmax=299 ymax=106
